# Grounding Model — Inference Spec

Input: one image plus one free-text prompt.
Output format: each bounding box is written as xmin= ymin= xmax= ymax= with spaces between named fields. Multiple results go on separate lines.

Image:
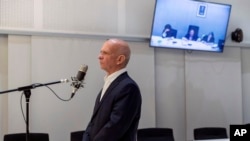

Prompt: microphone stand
xmin=0 ymin=79 xmax=68 ymax=141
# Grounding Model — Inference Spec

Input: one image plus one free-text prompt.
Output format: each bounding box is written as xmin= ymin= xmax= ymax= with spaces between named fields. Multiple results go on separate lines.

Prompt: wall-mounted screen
xmin=150 ymin=0 xmax=232 ymax=53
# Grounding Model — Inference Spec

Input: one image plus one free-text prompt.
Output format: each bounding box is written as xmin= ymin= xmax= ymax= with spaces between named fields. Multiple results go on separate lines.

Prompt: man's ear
xmin=117 ymin=55 xmax=125 ymax=65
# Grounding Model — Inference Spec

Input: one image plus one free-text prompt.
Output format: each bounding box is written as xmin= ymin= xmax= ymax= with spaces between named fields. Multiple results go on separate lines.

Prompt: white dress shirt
xmin=100 ymin=68 xmax=127 ymax=101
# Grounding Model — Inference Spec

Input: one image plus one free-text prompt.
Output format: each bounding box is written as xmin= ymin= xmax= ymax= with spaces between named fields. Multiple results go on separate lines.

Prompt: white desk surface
xmin=150 ymin=36 xmax=220 ymax=52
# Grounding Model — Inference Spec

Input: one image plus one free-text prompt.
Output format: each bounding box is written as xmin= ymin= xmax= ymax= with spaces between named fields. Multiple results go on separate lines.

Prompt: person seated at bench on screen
xmin=161 ymin=24 xmax=176 ymax=38
xmin=201 ymin=32 xmax=215 ymax=43
xmin=182 ymin=28 xmax=198 ymax=41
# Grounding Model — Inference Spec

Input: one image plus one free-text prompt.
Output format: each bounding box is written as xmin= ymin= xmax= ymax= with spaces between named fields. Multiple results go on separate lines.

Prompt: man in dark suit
xmin=82 ymin=38 xmax=142 ymax=141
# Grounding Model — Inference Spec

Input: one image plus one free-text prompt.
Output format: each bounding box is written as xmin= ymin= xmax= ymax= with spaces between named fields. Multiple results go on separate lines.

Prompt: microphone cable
xmin=20 ymin=83 xmax=74 ymax=126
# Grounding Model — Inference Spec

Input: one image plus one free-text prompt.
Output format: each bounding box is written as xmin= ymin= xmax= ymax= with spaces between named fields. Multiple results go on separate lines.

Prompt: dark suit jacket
xmin=202 ymin=35 xmax=215 ymax=43
xmin=83 ymin=72 xmax=142 ymax=141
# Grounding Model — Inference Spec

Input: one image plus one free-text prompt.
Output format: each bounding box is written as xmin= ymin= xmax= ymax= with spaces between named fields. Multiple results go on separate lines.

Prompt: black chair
xmin=4 ymin=133 xmax=49 ymax=141
xmin=194 ymin=127 xmax=228 ymax=140
xmin=171 ymin=29 xmax=177 ymax=38
xmin=137 ymin=128 xmax=174 ymax=141
xmin=71 ymin=130 xmax=85 ymax=141
xmin=188 ymin=25 xmax=199 ymax=35
xmin=185 ymin=25 xmax=199 ymax=41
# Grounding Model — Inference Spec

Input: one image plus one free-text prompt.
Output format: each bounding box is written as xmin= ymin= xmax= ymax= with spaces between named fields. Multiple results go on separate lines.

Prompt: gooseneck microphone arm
xmin=0 ymin=79 xmax=69 ymax=141
xmin=0 ymin=79 xmax=69 ymax=94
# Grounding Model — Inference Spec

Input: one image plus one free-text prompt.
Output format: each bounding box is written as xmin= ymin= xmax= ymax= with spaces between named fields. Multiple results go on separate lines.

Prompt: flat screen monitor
xmin=150 ymin=0 xmax=232 ymax=53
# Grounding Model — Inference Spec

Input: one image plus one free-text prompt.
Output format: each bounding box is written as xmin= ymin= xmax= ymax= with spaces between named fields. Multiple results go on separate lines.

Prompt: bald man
xmin=82 ymin=39 xmax=142 ymax=141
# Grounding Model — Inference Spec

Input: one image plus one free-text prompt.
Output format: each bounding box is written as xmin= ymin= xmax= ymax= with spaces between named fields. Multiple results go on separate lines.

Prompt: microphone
xmin=71 ymin=64 xmax=88 ymax=98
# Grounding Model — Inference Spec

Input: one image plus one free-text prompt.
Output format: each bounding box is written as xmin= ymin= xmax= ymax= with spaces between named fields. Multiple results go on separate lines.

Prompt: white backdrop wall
xmin=241 ymin=48 xmax=250 ymax=124
xmin=0 ymin=35 xmax=8 ymax=138
xmin=7 ymin=35 xmax=32 ymax=133
xmin=155 ymin=48 xmax=186 ymax=141
xmin=0 ymin=0 xmax=249 ymax=41
xmin=0 ymin=0 xmax=250 ymax=141
xmin=185 ymin=47 xmax=242 ymax=140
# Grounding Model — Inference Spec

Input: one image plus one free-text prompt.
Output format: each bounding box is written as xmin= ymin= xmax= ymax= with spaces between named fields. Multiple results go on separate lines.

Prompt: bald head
xmin=98 ymin=38 xmax=131 ymax=75
xmin=106 ymin=39 xmax=131 ymax=66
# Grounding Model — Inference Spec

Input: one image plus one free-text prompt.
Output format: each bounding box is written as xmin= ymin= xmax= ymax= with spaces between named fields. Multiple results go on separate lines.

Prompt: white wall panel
xmin=7 ymin=35 xmax=31 ymax=133
xmin=0 ymin=0 xmax=33 ymax=28
xmin=0 ymin=35 xmax=8 ymax=140
xmin=241 ymin=47 xmax=250 ymax=124
xmin=155 ymin=48 xmax=186 ymax=141
xmin=185 ymin=47 xmax=242 ymax=140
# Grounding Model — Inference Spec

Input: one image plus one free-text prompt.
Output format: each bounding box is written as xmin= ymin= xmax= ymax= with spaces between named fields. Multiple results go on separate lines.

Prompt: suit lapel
xmin=91 ymin=72 xmax=128 ymax=120
xmin=93 ymin=90 xmax=102 ymax=112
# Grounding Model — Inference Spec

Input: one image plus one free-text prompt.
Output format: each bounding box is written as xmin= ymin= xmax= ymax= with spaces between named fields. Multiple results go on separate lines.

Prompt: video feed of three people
xmin=150 ymin=0 xmax=232 ymax=53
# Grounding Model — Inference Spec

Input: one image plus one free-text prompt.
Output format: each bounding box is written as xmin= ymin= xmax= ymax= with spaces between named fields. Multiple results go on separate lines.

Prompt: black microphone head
xmin=71 ymin=64 xmax=88 ymax=98
xmin=76 ymin=64 xmax=88 ymax=81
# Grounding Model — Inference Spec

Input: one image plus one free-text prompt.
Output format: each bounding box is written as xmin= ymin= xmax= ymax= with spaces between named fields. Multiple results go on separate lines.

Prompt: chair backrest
xmin=137 ymin=128 xmax=174 ymax=141
xmin=171 ymin=29 xmax=177 ymax=38
xmin=187 ymin=25 xmax=199 ymax=40
xmin=194 ymin=127 xmax=228 ymax=140
xmin=71 ymin=130 xmax=85 ymax=141
xmin=4 ymin=133 xmax=49 ymax=141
